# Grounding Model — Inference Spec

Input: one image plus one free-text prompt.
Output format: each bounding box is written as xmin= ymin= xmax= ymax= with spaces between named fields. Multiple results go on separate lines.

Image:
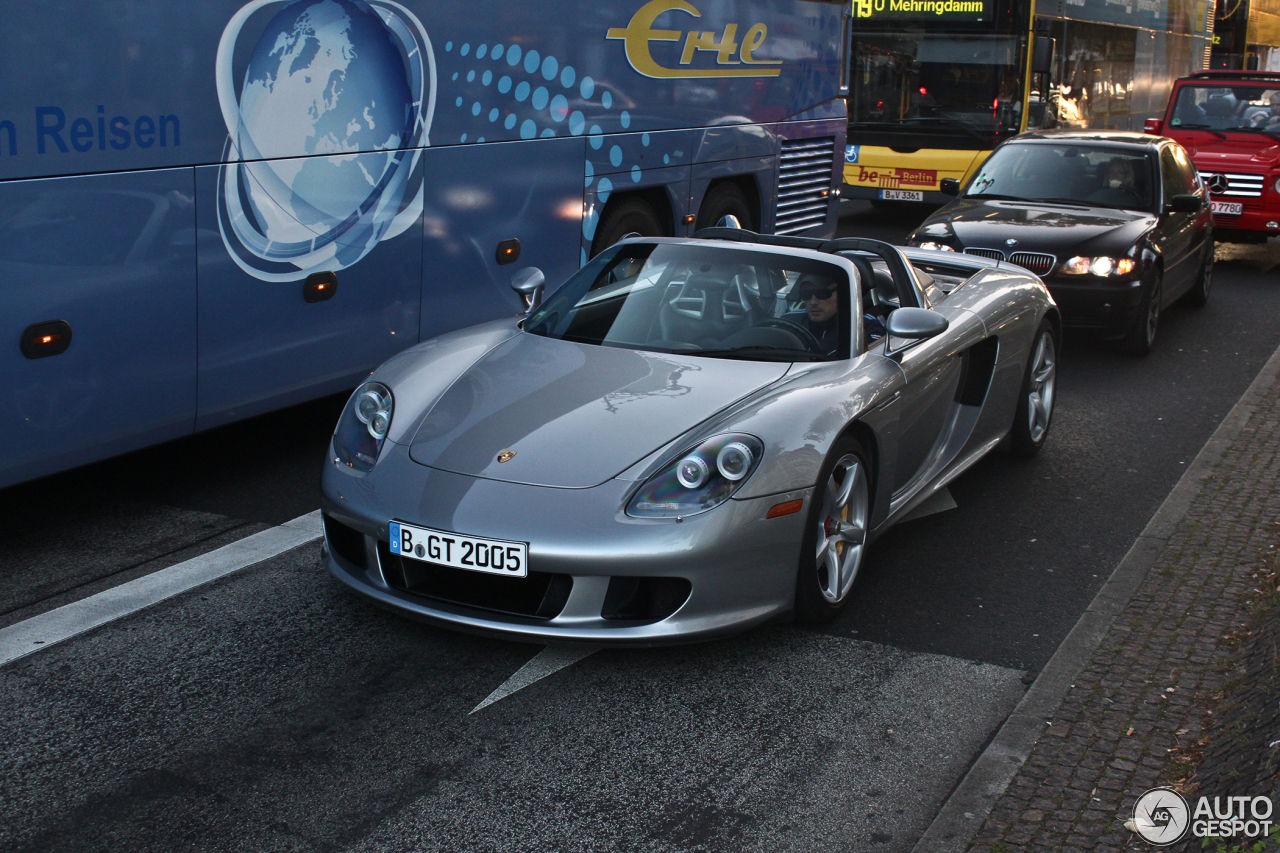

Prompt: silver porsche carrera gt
xmin=321 ymin=229 xmax=1060 ymax=643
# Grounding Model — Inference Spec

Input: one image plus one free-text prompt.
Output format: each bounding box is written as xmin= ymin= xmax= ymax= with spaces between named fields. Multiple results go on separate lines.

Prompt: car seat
xmin=1203 ymin=92 xmax=1239 ymax=128
xmin=658 ymin=271 xmax=751 ymax=347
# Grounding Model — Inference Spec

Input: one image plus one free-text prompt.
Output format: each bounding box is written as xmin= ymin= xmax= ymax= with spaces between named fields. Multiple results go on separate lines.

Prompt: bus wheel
xmin=695 ymin=182 xmax=754 ymax=231
xmin=592 ymin=197 xmax=664 ymax=257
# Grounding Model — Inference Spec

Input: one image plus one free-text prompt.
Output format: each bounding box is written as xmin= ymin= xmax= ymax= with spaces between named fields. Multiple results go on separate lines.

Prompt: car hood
xmin=407 ymin=332 xmax=790 ymax=488
xmin=1186 ymin=140 xmax=1280 ymax=170
xmin=918 ymin=199 xmax=1154 ymax=257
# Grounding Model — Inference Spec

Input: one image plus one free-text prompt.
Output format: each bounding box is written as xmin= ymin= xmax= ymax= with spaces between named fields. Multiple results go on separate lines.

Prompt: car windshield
xmin=1169 ymin=84 xmax=1280 ymax=134
xmin=965 ymin=143 xmax=1155 ymax=211
xmin=524 ymin=242 xmax=852 ymax=362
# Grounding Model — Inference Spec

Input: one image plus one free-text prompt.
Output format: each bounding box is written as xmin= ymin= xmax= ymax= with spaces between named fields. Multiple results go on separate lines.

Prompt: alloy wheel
xmin=1027 ymin=330 xmax=1057 ymax=443
xmin=815 ymin=454 xmax=870 ymax=604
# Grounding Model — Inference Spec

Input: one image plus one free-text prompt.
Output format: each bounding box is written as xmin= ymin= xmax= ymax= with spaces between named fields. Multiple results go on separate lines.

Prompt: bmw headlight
xmin=917 ymin=241 xmax=956 ymax=252
xmin=333 ymin=381 xmax=394 ymax=472
xmin=1062 ymin=256 xmax=1136 ymax=277
xmin=627 ymin=434 xmax=764 ymax=519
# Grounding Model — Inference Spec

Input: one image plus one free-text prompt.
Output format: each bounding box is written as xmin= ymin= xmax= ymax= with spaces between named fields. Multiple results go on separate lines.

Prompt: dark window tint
xmin=1168 ymin=143 xmax=1200 ymax=194
xmin=966 ymin=143 xmax=1154 ymax=210
xmin=1160 ymin=147 xmax=1185 ymax=203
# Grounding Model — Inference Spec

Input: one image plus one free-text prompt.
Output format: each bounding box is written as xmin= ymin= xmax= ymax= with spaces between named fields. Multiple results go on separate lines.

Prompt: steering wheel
xmin=750 ymin=317 xmax=825 ymax=354
xmin=1116 ymin=185 xmax=1143 ymax=205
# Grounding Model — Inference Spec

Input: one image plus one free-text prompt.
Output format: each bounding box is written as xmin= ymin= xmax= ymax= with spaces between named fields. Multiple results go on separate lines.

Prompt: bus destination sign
xmin=852 ymin=0 xmax=986 ymax=19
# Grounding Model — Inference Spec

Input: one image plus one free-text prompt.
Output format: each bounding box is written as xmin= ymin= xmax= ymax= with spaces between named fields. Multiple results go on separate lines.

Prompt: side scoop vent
xmin=776 ymin=137 xmax=836 ymax=235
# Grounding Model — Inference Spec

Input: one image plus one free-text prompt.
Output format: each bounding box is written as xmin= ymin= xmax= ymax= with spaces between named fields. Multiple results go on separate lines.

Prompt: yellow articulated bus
xmin=843 ymin=0 xmax=1216 ymax=205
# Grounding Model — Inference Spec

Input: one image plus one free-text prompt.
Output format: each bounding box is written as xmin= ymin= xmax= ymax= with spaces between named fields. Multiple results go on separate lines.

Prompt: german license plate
xmin=388 ymin=520 xmax=528 ymax=578
xmin=880 ymin=189 xmax=923 ymax=201
xmin=1211 ymin=201 xmax=1243 ymax=216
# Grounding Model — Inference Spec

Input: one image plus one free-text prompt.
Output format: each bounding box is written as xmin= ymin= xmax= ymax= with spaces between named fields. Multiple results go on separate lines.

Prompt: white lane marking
xmin=900 ymin=487 xmax=958 ymax=523
xmin=470 ymin=644 xmax=601 ymax=715
xmin=0 ymin=510 xmax=323 ymax=668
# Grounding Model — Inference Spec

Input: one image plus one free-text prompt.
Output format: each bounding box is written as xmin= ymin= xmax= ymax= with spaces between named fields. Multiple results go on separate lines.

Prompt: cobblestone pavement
xmin=965 ymin=350 xmax=1280 ymax=852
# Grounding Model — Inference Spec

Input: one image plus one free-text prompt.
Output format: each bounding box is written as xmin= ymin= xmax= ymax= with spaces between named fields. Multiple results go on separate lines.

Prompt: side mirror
xmin=939 ymin=178 xmax=960 ymax=196
xmin=1031 ymin=36 xmax=1055 ymax=75
xmin=511 ymin=266 xmax=545 ymax=313
xmin=1144 ymin=117 xmax=1164 ymax=136
xmin=1169 ymin=194 xmax=1202 ymax=213
xmin=717 ymin=214 xmax=743 ymax=229
xmin=885 ymin=307 xmax=949 ymax=350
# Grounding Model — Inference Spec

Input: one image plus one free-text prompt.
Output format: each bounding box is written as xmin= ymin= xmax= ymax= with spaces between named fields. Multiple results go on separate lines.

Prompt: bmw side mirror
xmin=939 ymin=178 xmax=960 ymax=196
xmin=511 ymin=266 xmax=545 ymax=313
xmin=1169 ymin=194 xmax=1202 ymax=213
xmin=884 ymin=307 xmax=948 ymax=355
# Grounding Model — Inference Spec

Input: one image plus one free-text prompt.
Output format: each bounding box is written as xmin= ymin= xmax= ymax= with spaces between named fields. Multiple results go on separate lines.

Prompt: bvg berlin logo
xmin=607 ymin=0 xmax=782 ymax=79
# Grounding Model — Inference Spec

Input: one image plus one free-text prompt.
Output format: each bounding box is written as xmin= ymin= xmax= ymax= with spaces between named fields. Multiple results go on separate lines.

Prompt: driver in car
xmin=785 ymin=275 xmax=842 ymax=356
xmin=1088 ymin=157 xmax=1138 ymax=206
xmin=786 ymin=274 xmax=888 ymax=355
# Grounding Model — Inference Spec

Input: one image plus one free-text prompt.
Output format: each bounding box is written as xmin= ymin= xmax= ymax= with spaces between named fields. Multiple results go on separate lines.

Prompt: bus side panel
xmin=0 ymin=168 xmax=198 ymax=487
xmin=193 ymin=155 xmax=424 ymax=431
xmin=419 ymin=137 xmax=584 ymax=340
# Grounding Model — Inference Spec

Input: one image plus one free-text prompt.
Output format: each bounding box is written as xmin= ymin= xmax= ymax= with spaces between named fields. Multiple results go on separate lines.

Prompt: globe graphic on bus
xmin=217 ymin=0 xmax=432 ymax=279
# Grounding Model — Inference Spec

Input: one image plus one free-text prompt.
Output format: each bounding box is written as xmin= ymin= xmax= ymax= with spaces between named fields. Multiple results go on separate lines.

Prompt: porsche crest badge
xmin=497 ymin=450 xmax=517 ymax=463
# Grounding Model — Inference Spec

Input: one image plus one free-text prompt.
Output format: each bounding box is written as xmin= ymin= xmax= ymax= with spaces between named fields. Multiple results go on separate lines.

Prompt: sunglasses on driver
xmin=797 ymin=285 xmax=837 ymax=301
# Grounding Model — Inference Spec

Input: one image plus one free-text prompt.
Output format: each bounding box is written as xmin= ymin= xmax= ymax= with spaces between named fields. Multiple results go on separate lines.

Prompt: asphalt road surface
xmin=4 ymin=203 xmax=1280 ymax=852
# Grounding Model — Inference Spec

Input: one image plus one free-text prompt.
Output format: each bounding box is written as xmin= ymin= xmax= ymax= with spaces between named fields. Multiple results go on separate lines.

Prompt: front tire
xmin=794 ymin=437 xmax=871 ymax=623
xmin=1122 ymin=269 xmax=1162 ymax=356
xmin=1008 ymin=321 xmax=1058 ymax=456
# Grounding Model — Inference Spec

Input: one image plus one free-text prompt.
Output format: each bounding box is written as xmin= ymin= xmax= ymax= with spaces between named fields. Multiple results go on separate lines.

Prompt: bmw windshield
xmin=964 ymin=143 xmax=1156 ymax=211
xmin=524 ymin=242 xmax=852 ymax=362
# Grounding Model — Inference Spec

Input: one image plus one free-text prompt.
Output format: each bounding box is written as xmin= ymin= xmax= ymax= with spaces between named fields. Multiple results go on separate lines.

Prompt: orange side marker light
xmin=766 ymin=499 xmax=804 ymax=519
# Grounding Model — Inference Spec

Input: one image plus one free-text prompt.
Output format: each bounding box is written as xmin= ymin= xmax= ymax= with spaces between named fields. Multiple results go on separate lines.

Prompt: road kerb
xmin=911 ymin=337 xmax=1280 ymax=852
xmin=0 ymin=510 xmax=323 ymax=668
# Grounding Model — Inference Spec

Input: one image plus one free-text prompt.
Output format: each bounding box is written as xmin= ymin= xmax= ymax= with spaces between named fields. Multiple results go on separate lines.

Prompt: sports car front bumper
xmin=321 ymin=442 xmax=812 ymax=645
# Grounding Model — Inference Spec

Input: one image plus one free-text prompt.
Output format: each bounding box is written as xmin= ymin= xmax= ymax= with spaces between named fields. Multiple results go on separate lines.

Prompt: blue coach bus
xmin=0 ymin=0 xmax=849 ymax=488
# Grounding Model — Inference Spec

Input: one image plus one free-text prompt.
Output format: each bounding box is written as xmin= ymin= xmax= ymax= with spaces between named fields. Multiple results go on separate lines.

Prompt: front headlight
xmin=333 ymin=381 xmax=394 ymax=472
xmin=627 ymin=433 xmax=764 ymax=519
xmin=917 ymin=241 xmax=956 ymax=252
xmin=1062 ymin=256 xmax=1136 ymax=277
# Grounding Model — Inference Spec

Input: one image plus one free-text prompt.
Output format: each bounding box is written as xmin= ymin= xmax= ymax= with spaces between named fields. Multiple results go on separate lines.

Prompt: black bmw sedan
xmin=906 ymin=131 xmax=1213 ymax=354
